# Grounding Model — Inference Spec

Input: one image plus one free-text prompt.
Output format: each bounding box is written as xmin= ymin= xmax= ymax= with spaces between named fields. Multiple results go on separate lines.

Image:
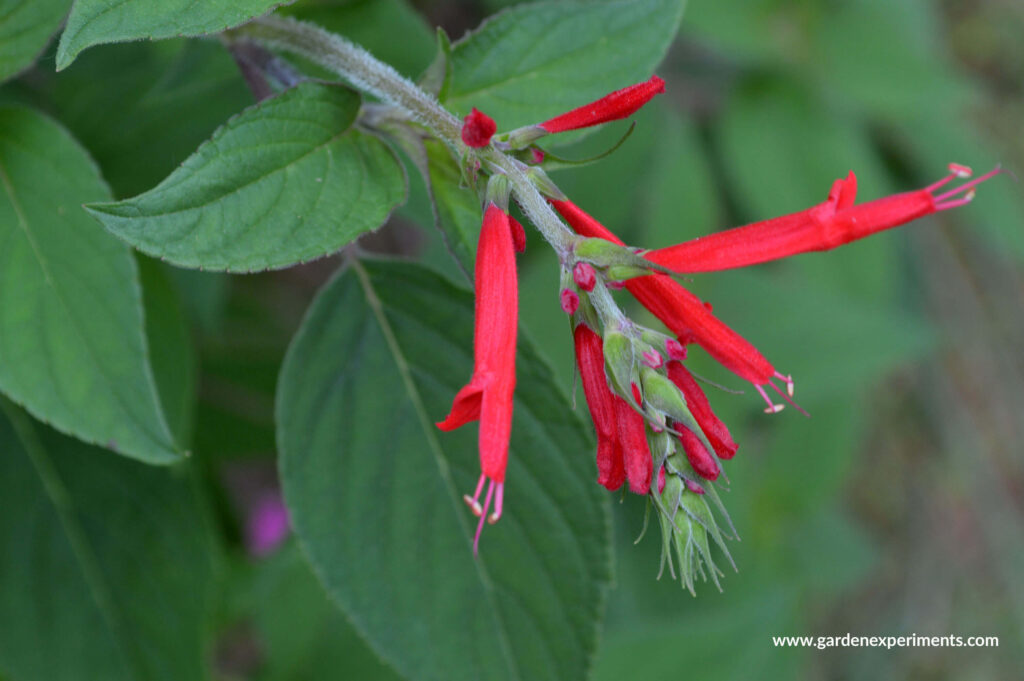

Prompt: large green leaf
xmin=0 ymin=401 xmax=220 ymax=681
xmin=55 ymin=0 xmax=289 ymax=70
xmin=86 ymin=82 xmax=407 ymax=272
xmin=0 ymin=0 xmax=71 ymax=83
xmin=444 ymin=0 xmax=685 ymax=128
xmin=0 ymin=106 xmax=179 ymax=463
xmin=277 ymin=259 xmax=611 ymax=681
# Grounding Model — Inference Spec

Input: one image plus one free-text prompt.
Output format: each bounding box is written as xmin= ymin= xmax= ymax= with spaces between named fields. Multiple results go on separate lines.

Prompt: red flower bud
xmin=461 ymin=107 xmax=496 ymax=148
xmin=572 ymin=261 xmax=597 ymax=291
xmin=641 ymin=349 xmax=663 ymax=369
xmin=678 ymin=426 xmax=720 ymax=481
xmin=685 ymin=479 xmax=705 ymax=495
xmin=560 ymin=288 xmax=579 ymax=315
xmin=510 ymin=216 xmax=526 ymax=253
xmin=614 ymin=395 xmax=653 ymax=494
xmin=666 ymin=361 xmax=739 ymax=460
xmin=574 ymin=324 xmax=626 ymax=491
xmin=665 ymin=338 xmax=687 ymax=361
xmin=539 ymin=76 xmax=666 ymax=134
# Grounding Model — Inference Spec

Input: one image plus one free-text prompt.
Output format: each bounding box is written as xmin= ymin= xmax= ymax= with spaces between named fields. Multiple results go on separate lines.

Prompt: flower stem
xmin=234 ymin=15 xmax=580 ymax=259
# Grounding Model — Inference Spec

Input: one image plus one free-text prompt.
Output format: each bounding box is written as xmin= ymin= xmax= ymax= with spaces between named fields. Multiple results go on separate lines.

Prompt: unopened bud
xmin=461 ymin=108 xmax=496 ymax=148
xmin=573 ymin=262 xmax=597 ymax=291
xmin=685 ymin=479 xmax=705 ymax=495
xmin=641 ymin=348 xmax=664 ymax=369
xmin=664 ymin=338 xmax=687 ymax=361
xmin=560 ymin=288 xmax=579 ymax=315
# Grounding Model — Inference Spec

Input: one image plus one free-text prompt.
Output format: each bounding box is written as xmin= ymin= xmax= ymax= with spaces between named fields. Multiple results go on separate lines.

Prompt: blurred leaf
xmin=445 ymin=0 xmax=684 ymax=128
xmin=701 ymin=268 xmax=936 ymax=405
xmin=87 ymin=82 xmax=406 ymax=272
xmin=22 ymin=39 xmax=253 ymax=199
xmin=642 ymin=105 xmax=720 ymax=246
xmin=594 ymin=589 xmax=804 ymax=681
xmin=424 ymin=138 xmax=481 ymax=277
xmin=251 ymin=546 xmax=401 ymax=681
xmin=277 ymin=259 xmax=611 ymax=681
xmin=284 ymin=0 xmax=434 ymax=79
xmin=56 ymin=0 xmax=289 ymax=70
xmin=0 ymin=401 xmax=219 ymax=681
xmin=138 ymin=256 xmax=197 ymax=450
xmin=0 ymin=106 xmax=179 ymax=463
xmin=809 ymin=0 xmax=970 ymax=121
xmin=786 ymin=507 xmax=877 ymax=596
xmin=683 ymin=0 xmax=795 ymax=64
xmin=0 ymin=0 xmax=71 ymax=83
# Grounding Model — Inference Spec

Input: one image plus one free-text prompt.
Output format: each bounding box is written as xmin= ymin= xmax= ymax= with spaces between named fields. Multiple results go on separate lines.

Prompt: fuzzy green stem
xmin=235 ymin=15 xmax=580 ymax=258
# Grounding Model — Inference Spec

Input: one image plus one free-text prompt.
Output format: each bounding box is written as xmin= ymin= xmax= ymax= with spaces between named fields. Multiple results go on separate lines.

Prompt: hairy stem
xmin=234 ymin=15 xmax=582 ymax=260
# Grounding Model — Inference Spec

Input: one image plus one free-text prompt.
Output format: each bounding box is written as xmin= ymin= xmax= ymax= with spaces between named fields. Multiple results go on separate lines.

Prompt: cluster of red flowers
xmin=438 ymin=75 xmax=999 ymax=561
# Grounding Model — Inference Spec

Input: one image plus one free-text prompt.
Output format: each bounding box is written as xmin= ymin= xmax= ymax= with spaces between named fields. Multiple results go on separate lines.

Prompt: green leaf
xmin=0 ymin=400 xmax=220 ymax=681
xmin=277 ymin=259 xmax=611 ymax=681
xmin=0 ymin=106 xmax=180 ymax=463
xmin=444 ymin=0 xmax=685 ymax=128
xmin=138 ymin=256 xmax=197 ymax=449
xmin=424 ymin=138 xmax=481 ymax=277
xmin=0 ymin=0 xmax=71 ymax=83
xmin=86 ymin=82 xmax=407 ymax=273
xmin=56 ymin=0 xmax=290 ymax=70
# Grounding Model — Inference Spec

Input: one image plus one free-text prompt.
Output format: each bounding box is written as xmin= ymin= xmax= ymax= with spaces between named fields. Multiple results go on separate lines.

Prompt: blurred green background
xmin=8 ymin=0 xmax=1021 ymax=678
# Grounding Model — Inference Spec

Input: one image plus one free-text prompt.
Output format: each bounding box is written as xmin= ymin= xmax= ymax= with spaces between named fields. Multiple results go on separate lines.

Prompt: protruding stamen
xmin=773 ymin=371 xmax=795 ymax=397
xmin=949 ymin=162 xmax=973 ymax=178
xmin=933 ymin=165 xmax=1003 ymax=207
xmin=473 ymin=480 xmax=496 ymax=555
xmin=464 ymin=473 xmax=486 ymax=516
xmin=935 ymin=190 xmax=975 ymax=211
xmin=755 ymin=384 xmax=784 ymax=414
xmin=488 ymin=483 xmax=504 ymax=524
xmin=769 ymin=381 xmax=809 ymax=417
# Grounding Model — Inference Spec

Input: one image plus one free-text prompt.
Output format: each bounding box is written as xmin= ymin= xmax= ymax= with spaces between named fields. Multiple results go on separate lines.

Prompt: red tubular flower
xmin=461 ymin=107 xmax=496 ymax=147
xmin=436 ymin=202 xmax=518 ymax=551
xmin=677 ymin=427 xmax=720 ymax=481
xmin=646 ymin=164 xmax=1003 ymax=273
xmin=666 ymin=361 xmax=738 ymax=460
xmin=550 ymin=198 xmax=793 ymax=411
xmin=614 ymin=394 xmax=653 ymax=494
xmin=574 ymin=324 xmax=626 ymax=491
xmin=539 ymin=76 xmax=666 ymax=133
